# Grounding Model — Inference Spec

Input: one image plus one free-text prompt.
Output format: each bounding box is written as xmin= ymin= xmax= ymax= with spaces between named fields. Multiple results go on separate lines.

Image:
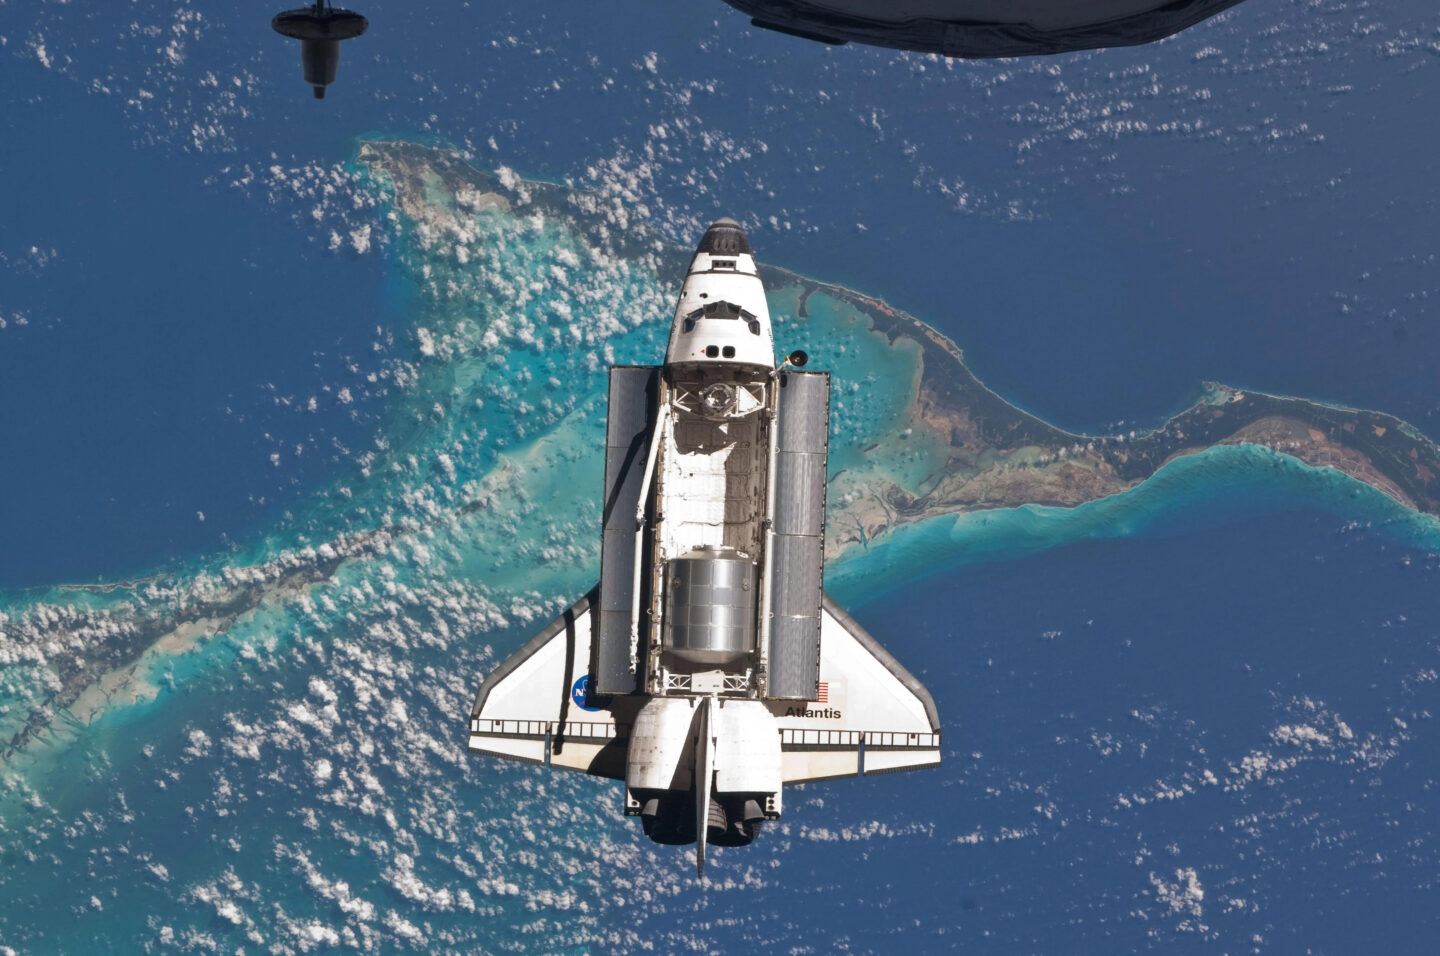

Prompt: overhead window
xmin=705 ymin=302 xmax=742 ymax=319
xmin=682 ymin=301 xmax=762 ymax=333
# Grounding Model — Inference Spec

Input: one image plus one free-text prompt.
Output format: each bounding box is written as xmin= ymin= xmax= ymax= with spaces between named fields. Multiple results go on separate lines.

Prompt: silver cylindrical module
xmin=664 ymin=548 xmax=758 ymax=664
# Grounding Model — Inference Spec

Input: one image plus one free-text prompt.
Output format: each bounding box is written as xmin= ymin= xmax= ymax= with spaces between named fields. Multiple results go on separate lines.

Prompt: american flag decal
xmin=816 ymin=681 xmax=829 ymax=703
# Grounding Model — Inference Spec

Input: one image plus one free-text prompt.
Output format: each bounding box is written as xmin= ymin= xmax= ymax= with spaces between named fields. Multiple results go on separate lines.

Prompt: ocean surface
xmin=3 ymin=0 xmax=1440 ymax=590
xmin=3 ymin=467 xmax=1437 ymax=953
xmin=4 ymin=166 xmax=1440 ymax=952
xmin=0 ymin=76 xmax=395 ymax=588
xmin=3 ymin=0 xmax=1440 ymax=951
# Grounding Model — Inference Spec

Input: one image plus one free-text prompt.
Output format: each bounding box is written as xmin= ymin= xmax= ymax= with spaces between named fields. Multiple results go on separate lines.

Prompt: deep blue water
xmin=757 ymin=65 xmax=1440 ymax=438
xmin=0 ymin=78 xmax=395 ymax=588
xmin=633 ymin=505 xmax=1440 ymax=953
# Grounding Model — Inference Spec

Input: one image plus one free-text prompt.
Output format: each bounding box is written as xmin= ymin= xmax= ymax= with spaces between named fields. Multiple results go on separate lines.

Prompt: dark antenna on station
xmin=272 ymin=1 xmax=368 ymax=100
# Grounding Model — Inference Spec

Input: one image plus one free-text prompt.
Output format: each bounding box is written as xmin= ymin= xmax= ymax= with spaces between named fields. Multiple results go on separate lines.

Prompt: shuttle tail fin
xmin=695 ymin=696 xmax=714 ymax=878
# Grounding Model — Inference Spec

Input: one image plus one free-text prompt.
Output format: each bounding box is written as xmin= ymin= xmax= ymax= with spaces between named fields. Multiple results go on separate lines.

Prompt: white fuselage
xmin=468 ymin=219 xmax=941 ymax=875
xmin=664 ymin=249 xmax=776 ymax=369
xmin=625 ymin=228 xmax=787 ymax=864
xmin=644 ymin=237 xmax=778 ymax=695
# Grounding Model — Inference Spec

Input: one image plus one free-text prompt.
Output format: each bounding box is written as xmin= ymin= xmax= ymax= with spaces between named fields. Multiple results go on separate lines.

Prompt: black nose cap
xmin=696 ymin=218 xmax=752 ymax=256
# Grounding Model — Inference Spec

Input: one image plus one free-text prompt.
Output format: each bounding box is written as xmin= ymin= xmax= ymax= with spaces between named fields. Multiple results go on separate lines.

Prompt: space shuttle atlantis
xmin=469 ymin=219 xmax=940 ymax=874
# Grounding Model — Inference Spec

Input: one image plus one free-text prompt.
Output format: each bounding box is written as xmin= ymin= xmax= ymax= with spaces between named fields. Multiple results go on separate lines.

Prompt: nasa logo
xmin=571 ymin=675 xmax=601 ymax=712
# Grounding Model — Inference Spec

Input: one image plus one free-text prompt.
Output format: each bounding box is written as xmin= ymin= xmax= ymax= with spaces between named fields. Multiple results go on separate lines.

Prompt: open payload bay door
xmin=467 ymin=588 xmax=632 ymax=779
xmin=773 ymin=594 xmax=942 ymax=783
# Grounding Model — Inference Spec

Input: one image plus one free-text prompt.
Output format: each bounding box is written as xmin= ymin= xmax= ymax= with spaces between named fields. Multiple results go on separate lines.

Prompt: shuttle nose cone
xmin=696 ymin=218 xmax=752 ymax=256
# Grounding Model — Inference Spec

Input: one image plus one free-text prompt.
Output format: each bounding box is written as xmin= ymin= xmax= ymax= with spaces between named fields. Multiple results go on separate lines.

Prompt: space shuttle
xmin=468 ymin=219 xmax=940 ymax=874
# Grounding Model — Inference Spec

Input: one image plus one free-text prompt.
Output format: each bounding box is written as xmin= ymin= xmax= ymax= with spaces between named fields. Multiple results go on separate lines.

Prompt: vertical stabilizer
xmin=695 ymin=697 xmax=714 ymax=878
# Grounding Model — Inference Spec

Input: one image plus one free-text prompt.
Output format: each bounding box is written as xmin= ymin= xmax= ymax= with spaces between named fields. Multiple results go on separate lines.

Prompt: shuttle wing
xmin=774 ymin=594 xmax=942 ymax=783
xmin=470 ymin=588 xmax=940 ymax=785
xmin=467 ymin=588 xmax=630 ymax=779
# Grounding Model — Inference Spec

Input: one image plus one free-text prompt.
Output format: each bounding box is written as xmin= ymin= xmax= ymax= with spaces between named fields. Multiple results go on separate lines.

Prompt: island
xmin=358 ymin=138 xmax=1440 ymax=554
xmin=786 ymin=276 xmax=1439 ymax=549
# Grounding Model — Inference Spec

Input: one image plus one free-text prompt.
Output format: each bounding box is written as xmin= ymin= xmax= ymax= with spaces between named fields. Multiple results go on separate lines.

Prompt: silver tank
xmin=664 ymin=547 xmax=758 ymax=665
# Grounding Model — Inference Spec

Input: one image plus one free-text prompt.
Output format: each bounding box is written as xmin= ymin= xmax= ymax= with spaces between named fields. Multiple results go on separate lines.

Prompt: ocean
xmin=4 ymin=184 xmax=1439 ymax=950
xmin=4 ymin=0 xmax=1440 ymax=948
xmin=4 ymin=135 xmax=1439 ymax=949
xmin=0 ymin=78 xmax=395 ymax=589
xmin=4 ymin=465 xmax=1437 ymax=953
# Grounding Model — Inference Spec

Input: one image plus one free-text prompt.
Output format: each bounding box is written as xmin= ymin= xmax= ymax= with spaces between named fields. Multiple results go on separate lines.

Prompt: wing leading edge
xmin=467 ymin=587 xmax=630 ymax=779
xmin=469 ymin=589 xmax=940 ymax=784
xmin=774 ymin=592 xmax=942 ymax=783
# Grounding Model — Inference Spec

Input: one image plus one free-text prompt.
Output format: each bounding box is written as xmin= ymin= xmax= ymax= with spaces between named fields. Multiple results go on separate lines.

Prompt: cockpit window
xmin=682 ymin=300 xmax=760 ymax=333
xmin=704 ymin=301 xmax=745 ymax=319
